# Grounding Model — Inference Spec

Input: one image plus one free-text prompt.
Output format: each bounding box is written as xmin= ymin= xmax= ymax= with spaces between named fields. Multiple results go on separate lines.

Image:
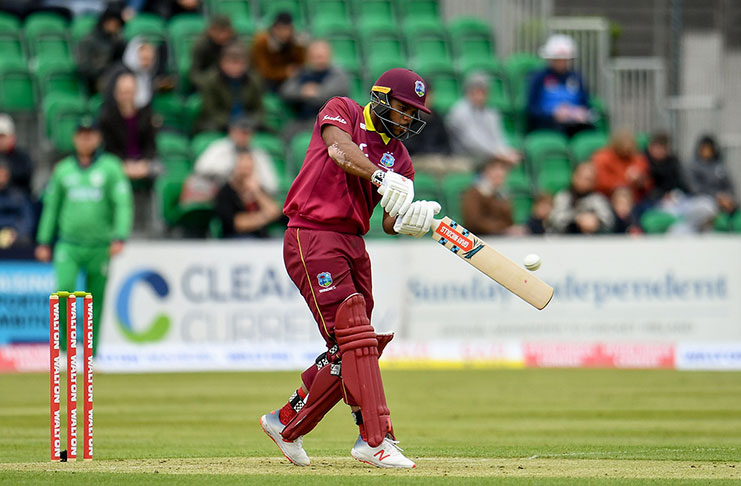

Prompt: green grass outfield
xmin=1 ymin=369 xmax=740 ymax=484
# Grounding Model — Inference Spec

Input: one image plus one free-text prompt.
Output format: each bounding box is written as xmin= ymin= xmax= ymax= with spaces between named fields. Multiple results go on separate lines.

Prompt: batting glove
xmin=376 ymin=171 xmax=414 ymax=218
xmin=393 ymin=200 xmax=441 ymax=238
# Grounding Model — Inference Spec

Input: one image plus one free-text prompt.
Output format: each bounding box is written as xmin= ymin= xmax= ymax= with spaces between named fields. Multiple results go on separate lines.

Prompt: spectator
xmin=215 ymin=152 xmax=281 ymax=238
xmin=592 ymin=129 xmax=652 ymax=202
xmin=35 ymin=117 xmax=133 ymax=355
xmin=194 ymin=116 xmax=278 ymax=194
xmin=280 ymin=40 xmax=348 ymax=122
xmin=461 ymin=158 xmax=524 ymax=235
xmin=124 ymin=0 xmax=201 ymax=19
xmin=0 ymin=114 xmax=33 ymax=195
xmin=198 ymin=42 xmax=263 ymax=132
xmin=250 ymin=11 xmax=306 ymax=92
xmin=645 ymin=132 xmax=715 ymax=234
xmin=99 ymin=72 xmax=159 ymax=182
xmin=77 ymin=4 xmax=126 ymax=94
xmin=687 ymin=135 xmax=737 ymax=216
xmin=525 ymin=193 xmax=553 ymax=235
xmin=611 ymin=187 xmax=640 ymax=234
xmin=446 ymin=72 xmax=521 ymax=167
xmin=104 ymin=36 xmax=174 ymax=108
xmin=527 ymin=34 xmax=593 ymax=137
xmin=189 ymin=15 xmax=235 ymax=91
xmin=548 ymin=162 xmax=614 ymax=234
xmin=0 ymin=161 xmax=34 ymax=249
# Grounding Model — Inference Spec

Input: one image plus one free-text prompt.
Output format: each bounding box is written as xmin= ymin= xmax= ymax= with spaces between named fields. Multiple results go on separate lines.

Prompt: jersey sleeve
xmin=36 ymin=165 xmax=63 ymax=245
xmin=316 ymin=97 xmax=354 ymax=135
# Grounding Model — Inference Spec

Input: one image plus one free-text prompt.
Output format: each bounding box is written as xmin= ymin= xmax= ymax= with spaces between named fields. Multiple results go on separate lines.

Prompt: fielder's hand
xmin=393 ymin=200 xmax=441 ymax=238
xmin=377 ymin=171 xmax=414 ymax=217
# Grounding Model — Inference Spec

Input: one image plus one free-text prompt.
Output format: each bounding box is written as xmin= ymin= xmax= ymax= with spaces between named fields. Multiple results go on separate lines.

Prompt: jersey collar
xmin=363 ymin=103 xmax=391 ymax=145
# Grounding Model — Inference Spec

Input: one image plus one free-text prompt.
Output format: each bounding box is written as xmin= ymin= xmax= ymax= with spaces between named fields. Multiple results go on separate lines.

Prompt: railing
xmin=605 ymin=57 xmax=668 ymax=134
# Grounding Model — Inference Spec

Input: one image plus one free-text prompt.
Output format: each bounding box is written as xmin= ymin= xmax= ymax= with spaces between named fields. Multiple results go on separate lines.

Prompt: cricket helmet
xmin=370 ymin=68 xmax=430 ymax=141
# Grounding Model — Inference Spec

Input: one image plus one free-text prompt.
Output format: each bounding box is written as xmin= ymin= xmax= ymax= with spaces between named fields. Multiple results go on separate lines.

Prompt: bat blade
xmin=430 ymin=217 xmax=554 ymax=310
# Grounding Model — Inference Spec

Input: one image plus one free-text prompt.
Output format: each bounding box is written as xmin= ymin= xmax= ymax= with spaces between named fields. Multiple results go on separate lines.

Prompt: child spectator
xmin=215 ymin=152 xmax=281 ymax=238
xmin=461 ymin=158 xmax=524 ymax=235
xmin=548 ymin=162 xmax=614 ymax=234
xmin=526 ymin=193 xmax=553 ymax=235
xmin=198 ymin=42 xmax=263 ymax=132
xmin=527 ymin=34 xmax=593 ymax=137
xmin=250 ymin=12 xmax=306 ymax=92
xmin=592 ymin=129 xmax=652 ymax=203
xmin=687 ymin=135 xmax=737 ymax=217
xmin=189 ymin=15 xmax=235 ymax=91
xmin=447 ymin=72 xmax=521 ymax=167
xmin=0 ymin=114 xmax=33 ymax=196
xmin=104 ymin=37 xmax=174 ymax=108
xmin=611 ymin=187 xmax=640 ymax=234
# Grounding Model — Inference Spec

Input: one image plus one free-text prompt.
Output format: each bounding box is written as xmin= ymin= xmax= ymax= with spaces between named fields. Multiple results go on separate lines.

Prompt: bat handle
xmin=429 ymin=218 xmax=441 ymax=233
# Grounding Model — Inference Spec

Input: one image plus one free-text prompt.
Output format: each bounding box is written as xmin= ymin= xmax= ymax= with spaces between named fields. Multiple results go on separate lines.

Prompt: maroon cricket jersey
xmin=283 ymin=97 xmax=415 ymax=235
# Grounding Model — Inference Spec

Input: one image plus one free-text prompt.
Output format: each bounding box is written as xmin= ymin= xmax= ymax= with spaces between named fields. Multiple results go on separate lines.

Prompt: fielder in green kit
xmin=36 ymin=118 xmax=133 ymax=355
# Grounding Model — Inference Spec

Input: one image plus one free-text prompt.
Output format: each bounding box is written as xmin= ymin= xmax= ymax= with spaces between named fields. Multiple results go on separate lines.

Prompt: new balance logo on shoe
xmin=374 ymin=449 xmax=391 ymax=462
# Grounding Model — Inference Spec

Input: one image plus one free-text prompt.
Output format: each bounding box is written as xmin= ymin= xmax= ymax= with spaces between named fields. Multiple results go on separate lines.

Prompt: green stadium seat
xmin=506 ymin=164 xmax=531 ymax=193
xmin=570 ymin=130 xmax=608 ymax=163
xmin=168 ymin=14 xmax=206 ymax=56
xmin=448 ymin=16 xmax=494 ymax=59
xmin=405 ymin=21 xmax=450 ymax=65
xmin=589 ymin=96 xmax=609 ymax=134
xmin=413 ymin=172 xmax=441 ymax=202
xmin=311 ymin=17 xmax=355 ymax=38
xmin=511 ymin=194 xmax=533 ymax=224
xmin=364 ymin=35 xmax=406 ymax=65
xmin=398 ymin=0 xmax=440 ymax=21
xmin=348 ymin=72 xmax=367 ymax=104
xmin=70 ymin=15 xmax=97 ymax=45
xmin=635 ymin=132 xmax=650 ymax=152
xmin=0 ymin=59 xmax=36 ymax=112
xmin=505 ymin=53 xmax=546 ymax=110
xmin=155 ymin=172 xmax=187 ymax=226
xmin=353 ymin=0 xmax=396 ymax=24
xmin=640 ymin=209 xmax=677 ymax=234
xmin=289 ymin=130 xmax=313 ymax=174
xmin=261 ymin=0 xmax=305 ymax=30
xmin=23 ymin=13 xmax=71 ymax=62
xmin=34 ymin=59 xmax=84 ymax=98
xmin=156 ymin=131 xmax=191 ymax=160
xmin=535 ymin=160 xmax=571 ymax=195
xmin=232 ymin=16 xmax=257 ymax=43
xmin=325 ymin=35 xmax=361 ymax=73
xmin=162 ymin=157 xmax=192 ymax=177
xmin=42 ymin=94 xmax=89 ymax=153
xmin=210 ymin=0 xmax=252 ymax=20
xmin=191 ymin=131 xmax=225 ymax=159
xmin=252 ymin=131 xmax=287 ymax=177
xmin=524 ymin=130 xmax=569 ymax=163
xmin=0 ymin=14 xmax=23 ymax=63
xmin=262 ymin=92 xmax=295 ymax=132
xmin=124 ymin=13 xmax=166 ymax=44
xmin=441 ymin=172 xmax=475 ymax=222
xmin=308 ymin=0 xmax=351 ymax=25
xmin=152 ymin=92 xmax=189 ymax=132
xmin=366 ymin=54 xmax=407 ymax=87
xmin=184 ymin=94 xmax=203 ymax=133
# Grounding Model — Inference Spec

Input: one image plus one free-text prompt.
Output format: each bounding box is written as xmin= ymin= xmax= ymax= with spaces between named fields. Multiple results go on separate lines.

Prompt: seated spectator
xmin=592 ymin=129 xmax=652 ymax=203
xmin=688 ymin=135 xmax=738 ymax=216
xmin=461 ymin=158 xmax=524 ymax=235
xmin=548 ymin=162 xmax=614 ymax=234
xmin=104 ymin=36 xmax=174 ymax=108
xmin=251 ymin=12 xmax=306 ymax=92
xmin=527 ymin=34 xmax=593 ymax=137
xmin=125 ymin=0 xmax=201 ymax=19
xmin=611 ymin=187 xmax=640 ymax=234
xmin=215 ymin=152 xmax=281 ymax=238
xmin=189 ymin=15 xmax=235 ymax=91
xmin=447 ymin=72 xmax=521 ymax=167
xmin=280 ymin=40 xmax=348 ymax=122
xmin=99 ymin=72 xmax=159 ymax=182
xmin=525 ymin=193 xmax=553 ymax=235
xmin=198 ymin=42 xmax=263 ymax=132
xmin=0 ymin=114 xmax=33 ymax=195
xmin=645 ymin=132 xmax=715 ymax=234
xmin=194 ymin=116 xmax=278 ymax=194
xmin=77 ymin=4 xmax=126 ymax=94
xmin=0 ymin=161 xmax=34 ymax=249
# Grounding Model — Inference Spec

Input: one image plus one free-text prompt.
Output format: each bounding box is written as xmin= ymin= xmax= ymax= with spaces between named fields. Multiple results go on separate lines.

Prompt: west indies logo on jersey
xmin=380 ymin=152 xmax=395 ymax=168
xmin=415 ymin=80 xmax=425 ymax=97
xmin=317 ymin=272 xmax=333 ymax=287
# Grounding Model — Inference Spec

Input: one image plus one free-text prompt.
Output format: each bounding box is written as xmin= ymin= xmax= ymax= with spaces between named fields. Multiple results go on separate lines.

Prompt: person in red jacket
xmin=592 ymin=129 xmax=652 ymax=203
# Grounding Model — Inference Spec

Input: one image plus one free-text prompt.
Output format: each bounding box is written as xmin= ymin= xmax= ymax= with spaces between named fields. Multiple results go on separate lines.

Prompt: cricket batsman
xmin=260 ymin=68 xmax=441 ymax=468
xmin=35 ymin=117 xmax=133 ymax=355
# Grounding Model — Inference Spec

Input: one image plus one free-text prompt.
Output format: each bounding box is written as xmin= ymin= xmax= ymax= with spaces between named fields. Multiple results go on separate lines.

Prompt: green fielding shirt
xmin=37 ymin=152 xmax=134 ymax=246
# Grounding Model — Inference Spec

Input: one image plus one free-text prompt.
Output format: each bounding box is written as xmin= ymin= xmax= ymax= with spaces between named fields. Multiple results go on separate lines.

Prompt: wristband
xmin=371 ymin=169 xmax=385 ymax=187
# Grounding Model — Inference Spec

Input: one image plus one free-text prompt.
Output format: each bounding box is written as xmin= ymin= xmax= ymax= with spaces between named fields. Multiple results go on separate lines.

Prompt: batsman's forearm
xmin=329 ymin=139 xmax=379 ymax=181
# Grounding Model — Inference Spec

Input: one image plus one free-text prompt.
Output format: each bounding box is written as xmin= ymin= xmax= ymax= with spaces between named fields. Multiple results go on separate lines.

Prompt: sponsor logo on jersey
xmin=89 ymin=172 xmax=104 ymax=187
xmin=322 ymin=114 xmax=348 ymax=124
xmin=380 ymin=152 xmax=395 ymax=168
xmin=415 ymin=80 xmax=425 ymax=97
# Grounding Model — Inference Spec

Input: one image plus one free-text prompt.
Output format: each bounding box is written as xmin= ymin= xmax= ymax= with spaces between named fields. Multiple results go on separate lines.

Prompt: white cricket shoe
xmin=351 ymin=435 xmax=416 ymax=468
xmin=260 ymin=411 xmax=310 ymax=466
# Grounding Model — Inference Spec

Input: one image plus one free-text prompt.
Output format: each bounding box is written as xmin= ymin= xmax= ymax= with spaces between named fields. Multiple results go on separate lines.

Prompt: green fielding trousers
xmin=53 ymin=242 xmax=110 ymax=356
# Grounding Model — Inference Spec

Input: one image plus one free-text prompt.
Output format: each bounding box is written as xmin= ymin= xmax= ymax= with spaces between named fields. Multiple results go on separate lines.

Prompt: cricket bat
xmin=430 ymin=217 xmax=554 ymax=310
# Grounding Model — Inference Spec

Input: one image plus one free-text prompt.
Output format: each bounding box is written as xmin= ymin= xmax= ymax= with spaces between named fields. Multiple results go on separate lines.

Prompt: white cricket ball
xmin=523 ymin=253 xmax=542 ymax=271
